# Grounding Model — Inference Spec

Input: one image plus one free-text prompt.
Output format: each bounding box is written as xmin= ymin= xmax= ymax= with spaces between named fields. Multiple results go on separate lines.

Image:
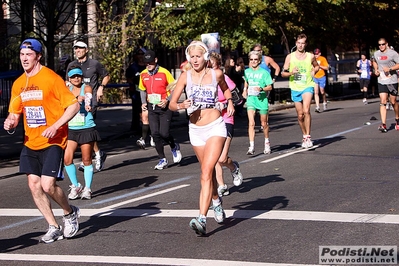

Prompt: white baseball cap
xmin=74 ymin=41 xmax=88 ymax=48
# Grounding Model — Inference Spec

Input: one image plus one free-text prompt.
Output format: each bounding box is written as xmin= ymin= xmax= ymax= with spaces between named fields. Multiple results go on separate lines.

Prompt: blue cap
xmin=68 ymin=68 xmax=83 ymax=77
xmin=20 ymin=39 xmax=42 ymax=53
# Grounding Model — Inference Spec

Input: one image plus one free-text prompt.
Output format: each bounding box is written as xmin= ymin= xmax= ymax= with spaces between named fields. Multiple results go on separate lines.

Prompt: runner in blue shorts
xmin=281 ymin=34 xmax=319 ymax=148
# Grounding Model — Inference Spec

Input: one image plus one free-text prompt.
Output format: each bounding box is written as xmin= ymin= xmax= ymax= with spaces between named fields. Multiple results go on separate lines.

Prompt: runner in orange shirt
xmin=313 ymin=48 xmax=329 ymax=112
xmin=4 ymin=39 xmax=81 ymax=244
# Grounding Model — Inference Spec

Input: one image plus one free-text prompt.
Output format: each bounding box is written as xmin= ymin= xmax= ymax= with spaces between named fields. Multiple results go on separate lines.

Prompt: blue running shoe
xmin=171 ymin=143 xmax=182 ymax=163
xmin=213 ymin=203 xmax=226 ymax=224
xmin=189 ymin=217 xmax=206 ymax=236
xmin=154 ymin=158 xmax=168 ymax=170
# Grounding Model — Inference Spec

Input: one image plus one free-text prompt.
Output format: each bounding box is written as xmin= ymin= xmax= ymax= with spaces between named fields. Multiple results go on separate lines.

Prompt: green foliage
xmin=149 ymin=0 xmax=399 ymax=56
xmin=95 ymin=0 xmax=150 ymax=83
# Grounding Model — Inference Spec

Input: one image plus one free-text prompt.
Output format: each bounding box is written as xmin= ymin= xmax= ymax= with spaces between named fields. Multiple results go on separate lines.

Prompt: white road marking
xmin=0 ymin=254 xmax=318 ymax=265
xmin=1 ymin=208 xmax=399 ymax=225
xmin=101 ymin=184 xmax=190 ymax=210
xmin=260 ymin=145 xmax=320 ymax=164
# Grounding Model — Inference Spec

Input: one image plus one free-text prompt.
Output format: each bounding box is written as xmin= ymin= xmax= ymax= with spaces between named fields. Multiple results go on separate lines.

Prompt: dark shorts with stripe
xmin=20 ymin=145 xmax=64 ymax=178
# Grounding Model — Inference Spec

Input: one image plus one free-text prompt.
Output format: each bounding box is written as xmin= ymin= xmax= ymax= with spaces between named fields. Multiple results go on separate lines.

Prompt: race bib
xmin=360 ymin=70 xmax=368 ymax=78
xmin=191 ymin=85 xmax=216 ymax=107
xmin=69 ymin=112 xmax=85 ymax=127
xmin=25 ymin=106 xmax=46 ymax=128
xmin=148 ymin=94 xmax=161 ymax=104
xmin=293 ymin=73 xmax=306 ymax=84
xmin=248 ymin=86 xmax=260 ymax=96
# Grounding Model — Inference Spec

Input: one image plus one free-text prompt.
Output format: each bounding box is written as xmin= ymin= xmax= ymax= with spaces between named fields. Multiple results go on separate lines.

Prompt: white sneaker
xmin=95 ymin=151 xmax=107 ymax=171
xmin=41 ymin=225 xmax=64 ymax=243
xmin=154 ymin=158 xmax=168 ymax=170
xmin=302 ymin=137 xmax=313 ymax=149
xmin=68 ymin=183 xmax=83 ymax=200
xmin=246 ymin=147 xmax=254 ymax=155
xmin=81 ymin=187 xmax=92 ymax=200
xmin=315 ymin=106 xmax=321 ymax=113
xmin=217 ymin=184 xmax=229 ymax=197
xmin=171 ymin=143 xmax=182 ymax=163
xmin=264 ymin=142 xmax=271 ymax=154
xmin=231 ymin=161 xmax=243 ymax=186
xmin=150 ymin=136 xmax=155 ymax=147
xmin=323 ymin=102 xmax=327 ymax=110
xmin=63 ymin=205 xmax=80 ymax=238
xmin=136 ymin=138 xmax=146 ymax=149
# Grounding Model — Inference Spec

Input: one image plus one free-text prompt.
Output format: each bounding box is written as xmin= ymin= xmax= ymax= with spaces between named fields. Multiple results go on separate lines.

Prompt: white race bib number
xmin=248 ymin=86 xmax=260 ymax=96
xmin=69 ymin=113 xmax=85 ymax=127
xmin=191 ymin=85 xmax=216 ymax=107
xmin=148 ymin=94 xmax=161 ymax=104
xmin=293 ymin=73 xmax=306 ymax=84
xmin=25 ymin=106 xmax=46 ymax=128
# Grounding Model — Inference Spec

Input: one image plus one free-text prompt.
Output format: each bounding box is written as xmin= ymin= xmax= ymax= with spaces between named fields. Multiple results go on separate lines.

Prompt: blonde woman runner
xmin=169 ymin=41 xmax=235 ymax=236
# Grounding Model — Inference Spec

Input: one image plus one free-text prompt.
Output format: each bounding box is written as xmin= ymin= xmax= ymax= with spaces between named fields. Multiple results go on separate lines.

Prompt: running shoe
xmin=63 ymin=205 xmax=80 ymax=238
xmin=213 ymin=202 xmax=226 ymax=224
xmin=231 ymin=161 xmax=243 ymax=186
xmin=136 ymin=137 xmax=146 ymax=149
xmin=363 ymin=99 xmax=368 ymax=105
xmin=246 ymin=147 xmax=255 ymax=155
xmin=68 ymin=183 xmax=83 ymax=200
xmin=78 ymin=162 xmax=84 ymax=172
xmin=315 ymin=106 xmax=321 ymax=113
xmin=189 ymin=217 xmax=206 ymax=236
xmin=154 ymin=158 xmax=168 ymax=170
xmin=95 ymin=151 xmax=107 ymax=171
xmin=171 ymin=143 xmax=182 ymax=163
xmin=41 ymin=225 xmax=64 ymax=243
xmin=301 ymin=138 xmax=307 ymax=148
xmin=217 ymin=184 xmax=229 ymax=197
xmin=150 ymin=136 xmax=156 ymax=147
xmin=306 ymin=137 xmax=314 ymax=148
xmin=264 ymin=142 xmax=271 ymax=154
xmin=301 ymin=137 xmax=313 ymax=149
xmin=378 ymin=124 xmax=387 ymax=133
xmin=258 ymin=126 xmax=264 ymax=133
xmin=323 ymin=102 xmax=327 ymax=111
xmin=81 ymin=187 xmax=92 ymax=200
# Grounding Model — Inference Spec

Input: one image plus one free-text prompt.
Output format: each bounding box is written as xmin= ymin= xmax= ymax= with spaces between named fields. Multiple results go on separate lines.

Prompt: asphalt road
xmin=1 ymin=97 xmax=399 ymax=265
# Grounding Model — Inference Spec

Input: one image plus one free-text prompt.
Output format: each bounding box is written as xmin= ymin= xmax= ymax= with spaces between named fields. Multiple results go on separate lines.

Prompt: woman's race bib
xmin=24 ymin=106 xmax=46 ymax=128
xmin=186 ymin=85 xmax=217 ymax=115
xmin=69 ymin=112 xmax=85 ymax=127
xmin=191 ymin=85 xmax=216 ymax=108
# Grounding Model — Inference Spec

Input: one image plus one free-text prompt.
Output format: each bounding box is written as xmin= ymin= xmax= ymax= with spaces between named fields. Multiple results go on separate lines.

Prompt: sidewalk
xmin=0 ymin=74 xmax=362 ymax=165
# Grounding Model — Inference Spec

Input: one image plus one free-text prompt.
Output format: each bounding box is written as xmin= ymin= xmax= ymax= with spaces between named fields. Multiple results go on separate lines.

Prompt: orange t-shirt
xmin=314 ymin=56 xmax=329 ymax=78
xmin=9 ymin=66 xmax=77 ymax=150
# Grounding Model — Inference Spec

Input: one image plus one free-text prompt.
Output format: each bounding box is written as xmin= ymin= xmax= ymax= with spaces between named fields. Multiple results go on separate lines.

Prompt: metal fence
xmin=0 ymin=71 xmax=22 ymax=118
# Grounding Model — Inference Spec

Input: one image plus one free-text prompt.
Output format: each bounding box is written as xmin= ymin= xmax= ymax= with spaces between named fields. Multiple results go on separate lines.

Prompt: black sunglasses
xmin=378 ymin=43 xmax=386 ymax=46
